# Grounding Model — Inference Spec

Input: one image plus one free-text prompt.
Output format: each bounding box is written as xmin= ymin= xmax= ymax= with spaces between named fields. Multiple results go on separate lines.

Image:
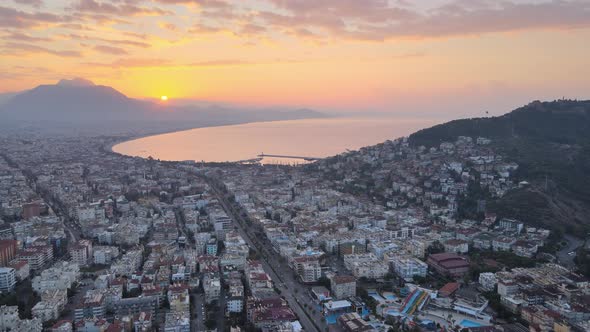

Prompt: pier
xmin=257 ymin=153 xmax=322 ymax=161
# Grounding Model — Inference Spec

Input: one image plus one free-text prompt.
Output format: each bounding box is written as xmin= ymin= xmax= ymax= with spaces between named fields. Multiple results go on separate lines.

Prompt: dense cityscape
xmin=0 ymin=127 xmax=588 ymax=332
xmin=2 ymin=0 xmax=590 ymax=331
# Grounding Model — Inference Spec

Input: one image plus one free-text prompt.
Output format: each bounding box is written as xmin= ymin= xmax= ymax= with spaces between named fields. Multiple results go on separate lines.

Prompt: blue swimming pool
xmin=370 ymin=293 xmax=386 ymax=302
xmin=385 ymin=309 xmax=401 ymax=316
xmin=325 ymin=314 xmax=338 ymax=324
xmin=460 ymin=319 xmax=482 ymax=328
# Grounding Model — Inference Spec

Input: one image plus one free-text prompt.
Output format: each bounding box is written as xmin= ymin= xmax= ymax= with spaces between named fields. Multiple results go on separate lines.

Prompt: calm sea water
xmin=113 ymin=117 xmax=437 ymax=164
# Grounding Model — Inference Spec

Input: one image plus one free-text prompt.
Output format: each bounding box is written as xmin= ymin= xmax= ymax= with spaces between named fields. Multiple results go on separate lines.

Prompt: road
xmin=557 ymin=234 xmax=585 ymax=269
xmin=61 ymin=278 xmax=95 ymax=321
xmin=190 ymin=293 xmax=205 ymax=332
xmin=0 ymin=153 xmax=81 ymax=247
xmin=207 ymin=179 xmax=322 ymax=332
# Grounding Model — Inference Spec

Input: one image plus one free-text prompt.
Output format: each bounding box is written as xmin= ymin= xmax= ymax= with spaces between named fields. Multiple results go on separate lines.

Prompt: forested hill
xmin=410 ymin=100 xmax=590 ymax=235
xmin=409 ymin=100 xmax=590 ymax=147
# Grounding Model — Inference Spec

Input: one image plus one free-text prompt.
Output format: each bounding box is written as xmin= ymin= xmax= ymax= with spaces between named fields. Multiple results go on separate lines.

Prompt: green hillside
xmin=410 ymin=100 xmax=590 ymax=234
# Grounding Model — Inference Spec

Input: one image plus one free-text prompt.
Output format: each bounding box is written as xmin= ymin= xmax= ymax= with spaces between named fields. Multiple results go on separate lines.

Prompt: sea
xmin=112 ymin=117 xmax=438 ymax=164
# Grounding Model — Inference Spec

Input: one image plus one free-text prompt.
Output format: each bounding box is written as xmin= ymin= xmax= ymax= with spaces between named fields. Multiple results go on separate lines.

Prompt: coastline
xmin=107 ymin=116 xmax=335 ymax=159
xmin=109 ymin=116 xmax=439 ymax=164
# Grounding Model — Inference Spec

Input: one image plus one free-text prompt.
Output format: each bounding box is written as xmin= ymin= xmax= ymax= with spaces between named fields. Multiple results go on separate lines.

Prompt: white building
xmin=331 ymin=275 xmax=356 ymax=299
xmin=0 ymin=305 xmax=42 ymax=332
xmin=32 ymin=261 xmax=80 ymax=293
xmin=32 ymin=289 xmax=67 ymax=322
xmin=492 ymin=237 xmax=516 ymax=252
xmin=203 ymin=275 xmax=221 ymax=304
xmin=293 ymin=257 xmax=322 ymax=283
xmin=478 ymin=272 xmax=497 ymax=292
xmin=0 ymin=267 xmax=16 ymax=293
xmin=69 ymin=240 xmax=93 ymax=267
xmin=93 ymin=246 xmax=120 ymax=265
xmin=164 ymin=311 xmax=190 ymax=332
xmin=390 ymin=256 xmax=427 ymax=281
xmin=343 ymin=253 xmax=388 ymax=279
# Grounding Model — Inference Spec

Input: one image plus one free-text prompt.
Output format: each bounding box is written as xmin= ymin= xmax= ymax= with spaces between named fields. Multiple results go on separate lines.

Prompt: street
xmin=190 ymin=293 xmax=205 ymax=332
xmin=207 ymin=179 xmax=324 ymax=332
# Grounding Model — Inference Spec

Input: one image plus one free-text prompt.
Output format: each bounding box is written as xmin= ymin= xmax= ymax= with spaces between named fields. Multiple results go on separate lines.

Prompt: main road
xmin=206 ymin=178 xmax=323 ymax=332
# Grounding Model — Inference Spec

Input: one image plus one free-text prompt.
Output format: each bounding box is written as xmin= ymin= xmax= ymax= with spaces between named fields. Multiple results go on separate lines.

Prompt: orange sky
xmin=2 ymin=0 xmax=590 ymax=117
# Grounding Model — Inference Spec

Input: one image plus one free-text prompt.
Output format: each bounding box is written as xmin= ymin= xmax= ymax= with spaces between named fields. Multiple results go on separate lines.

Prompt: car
xmin=568 ymin=251 xmax=575 ymax=255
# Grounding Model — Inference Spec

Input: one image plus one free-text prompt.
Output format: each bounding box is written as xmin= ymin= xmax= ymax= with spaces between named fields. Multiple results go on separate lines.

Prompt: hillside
xmin=409 ymin=100 xmax=590 ymax=234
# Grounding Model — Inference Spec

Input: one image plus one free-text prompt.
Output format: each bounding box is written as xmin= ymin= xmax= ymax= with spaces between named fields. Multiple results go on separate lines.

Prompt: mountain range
xmin=0 ymin=78 xmax=326 ymax=133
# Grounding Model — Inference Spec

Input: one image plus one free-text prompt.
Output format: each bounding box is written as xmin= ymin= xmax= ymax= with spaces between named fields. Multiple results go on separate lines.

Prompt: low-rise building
xmin=426 ymin=253 xmax=469 ymax=278
xmin=478 ymin=272 xmax=497 ymax=292
xmin=164 ymin=311 xmax=190 ymax=332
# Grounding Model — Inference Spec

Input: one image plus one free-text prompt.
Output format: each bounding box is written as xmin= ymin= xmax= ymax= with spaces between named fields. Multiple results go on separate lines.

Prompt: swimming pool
xmin=385 ymin=309 xmax=401 ymax=316
xmin=460 ymin=319 xmax=482 ymax=328
xmin=368 ymin=291 xmax=386 ymax=302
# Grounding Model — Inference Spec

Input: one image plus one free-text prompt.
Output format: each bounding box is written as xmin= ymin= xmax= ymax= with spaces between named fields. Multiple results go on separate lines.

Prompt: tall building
xmin=0 ymin=240 xmax=17 ymax=267
xmin=390 ymin=256 xmax=428 ymax=280
xmin=331 ymin=275 xmax=356 ymax=299
xmin=0 ymin=268 xmax=16 ymax=293
xmin=69 ymin=240 xmax=93 ymax=267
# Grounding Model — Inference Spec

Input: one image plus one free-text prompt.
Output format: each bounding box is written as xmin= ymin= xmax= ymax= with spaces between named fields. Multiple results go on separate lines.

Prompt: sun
xmin=160 ymin=95 xmax=168 ymax=101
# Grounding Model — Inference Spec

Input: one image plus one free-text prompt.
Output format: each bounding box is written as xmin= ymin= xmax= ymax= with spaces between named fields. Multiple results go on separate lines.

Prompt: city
xmin=1 ymin=1 xmax=590 ymax=331
xmin=0 ymin=126 xmax=588 ymax=332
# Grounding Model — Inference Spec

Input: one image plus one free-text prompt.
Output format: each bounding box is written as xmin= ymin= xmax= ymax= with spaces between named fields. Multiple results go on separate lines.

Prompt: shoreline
xmin=109 ymin=115 xmax=439 ymax=164
xmin=107 ymin=117 xmax=333 ymax=161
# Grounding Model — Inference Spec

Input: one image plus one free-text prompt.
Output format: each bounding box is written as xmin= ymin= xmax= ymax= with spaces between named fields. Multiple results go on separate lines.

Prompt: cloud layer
xmin=1 ymin=0 xmax=589 ymax=109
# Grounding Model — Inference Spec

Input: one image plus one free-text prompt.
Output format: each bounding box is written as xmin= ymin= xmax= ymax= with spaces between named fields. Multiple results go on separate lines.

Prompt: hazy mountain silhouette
xmin=0 ymin=78 xmax=325 ymax=130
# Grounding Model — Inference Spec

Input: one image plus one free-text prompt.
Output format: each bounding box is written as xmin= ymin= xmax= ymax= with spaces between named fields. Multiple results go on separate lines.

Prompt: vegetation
xmin=482 ymin=291 xmax=515 ymax=320
xmin=470 ymin=249 xmax=536 ymax=271
xmin=426 ymin=241 xmax=444 ymax=255
xmin=317 ymin=276 xmax=331 ymax=289
xmin=574 ymin=247 xmax=590 ymax=278
xmin=0 ymin=280 xmax=39 ymax=319
xmin=410 ymin=100 xmax=590 ymax=235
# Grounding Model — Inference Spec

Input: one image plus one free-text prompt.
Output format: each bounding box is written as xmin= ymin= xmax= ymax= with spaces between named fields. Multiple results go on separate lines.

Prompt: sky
xmin=1 ymin=0 xmax=590 ymax=118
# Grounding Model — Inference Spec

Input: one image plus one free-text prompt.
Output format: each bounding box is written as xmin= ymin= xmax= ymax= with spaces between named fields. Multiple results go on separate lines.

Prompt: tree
xmin=426 ymin=241 xmax=444 ymax=255
xmin=205 ymin=319 xmax=217 ymax=329
xmin=317 ymin=276 xmax=331 ymax=290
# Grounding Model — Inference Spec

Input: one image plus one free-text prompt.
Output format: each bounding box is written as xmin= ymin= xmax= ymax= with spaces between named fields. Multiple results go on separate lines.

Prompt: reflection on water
xmin=113 ymin=117 xmax=437 ymax=163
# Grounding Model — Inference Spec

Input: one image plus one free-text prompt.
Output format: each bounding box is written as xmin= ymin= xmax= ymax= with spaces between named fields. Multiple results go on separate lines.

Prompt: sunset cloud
xmin=0 ymin=5 xmax=71 ymax=28
xmin=3 ymin=42 xmax=82 ymax=57
xmin=71 ymin=0 xmax=172 ymax=17
xmin=93 ymin=45 xmax=128 ymax=55
xmin=1 ymin=0 xmax=590 ymax=112
xmin=12 ymin=0 xmax=43 ymax=7
xmin=83 ymin=58 xmax=172 ymax=68
xmin=256 ymin=0 xmax=590 ymax=41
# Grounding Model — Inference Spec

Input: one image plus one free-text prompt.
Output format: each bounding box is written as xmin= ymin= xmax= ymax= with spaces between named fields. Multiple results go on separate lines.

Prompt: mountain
xmin=0 ymin=78 xmax=326 ymax=132
xmin=1 ymin=81 xmax=148 ymax=122
xmin=409 ymin=99 xmax=590 ymax=235
xmin=0 ymin=92 xmax=19 ymax=107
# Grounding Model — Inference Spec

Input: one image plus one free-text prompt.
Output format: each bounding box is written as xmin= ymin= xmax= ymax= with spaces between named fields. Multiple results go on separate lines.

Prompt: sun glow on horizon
xmin=160 ymin=96 xmax=168 ymax=101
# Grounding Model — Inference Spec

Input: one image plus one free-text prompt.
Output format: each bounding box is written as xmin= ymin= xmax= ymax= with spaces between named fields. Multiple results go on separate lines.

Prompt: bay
xmin=112 ymin=117 xmax=437 ymax=164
